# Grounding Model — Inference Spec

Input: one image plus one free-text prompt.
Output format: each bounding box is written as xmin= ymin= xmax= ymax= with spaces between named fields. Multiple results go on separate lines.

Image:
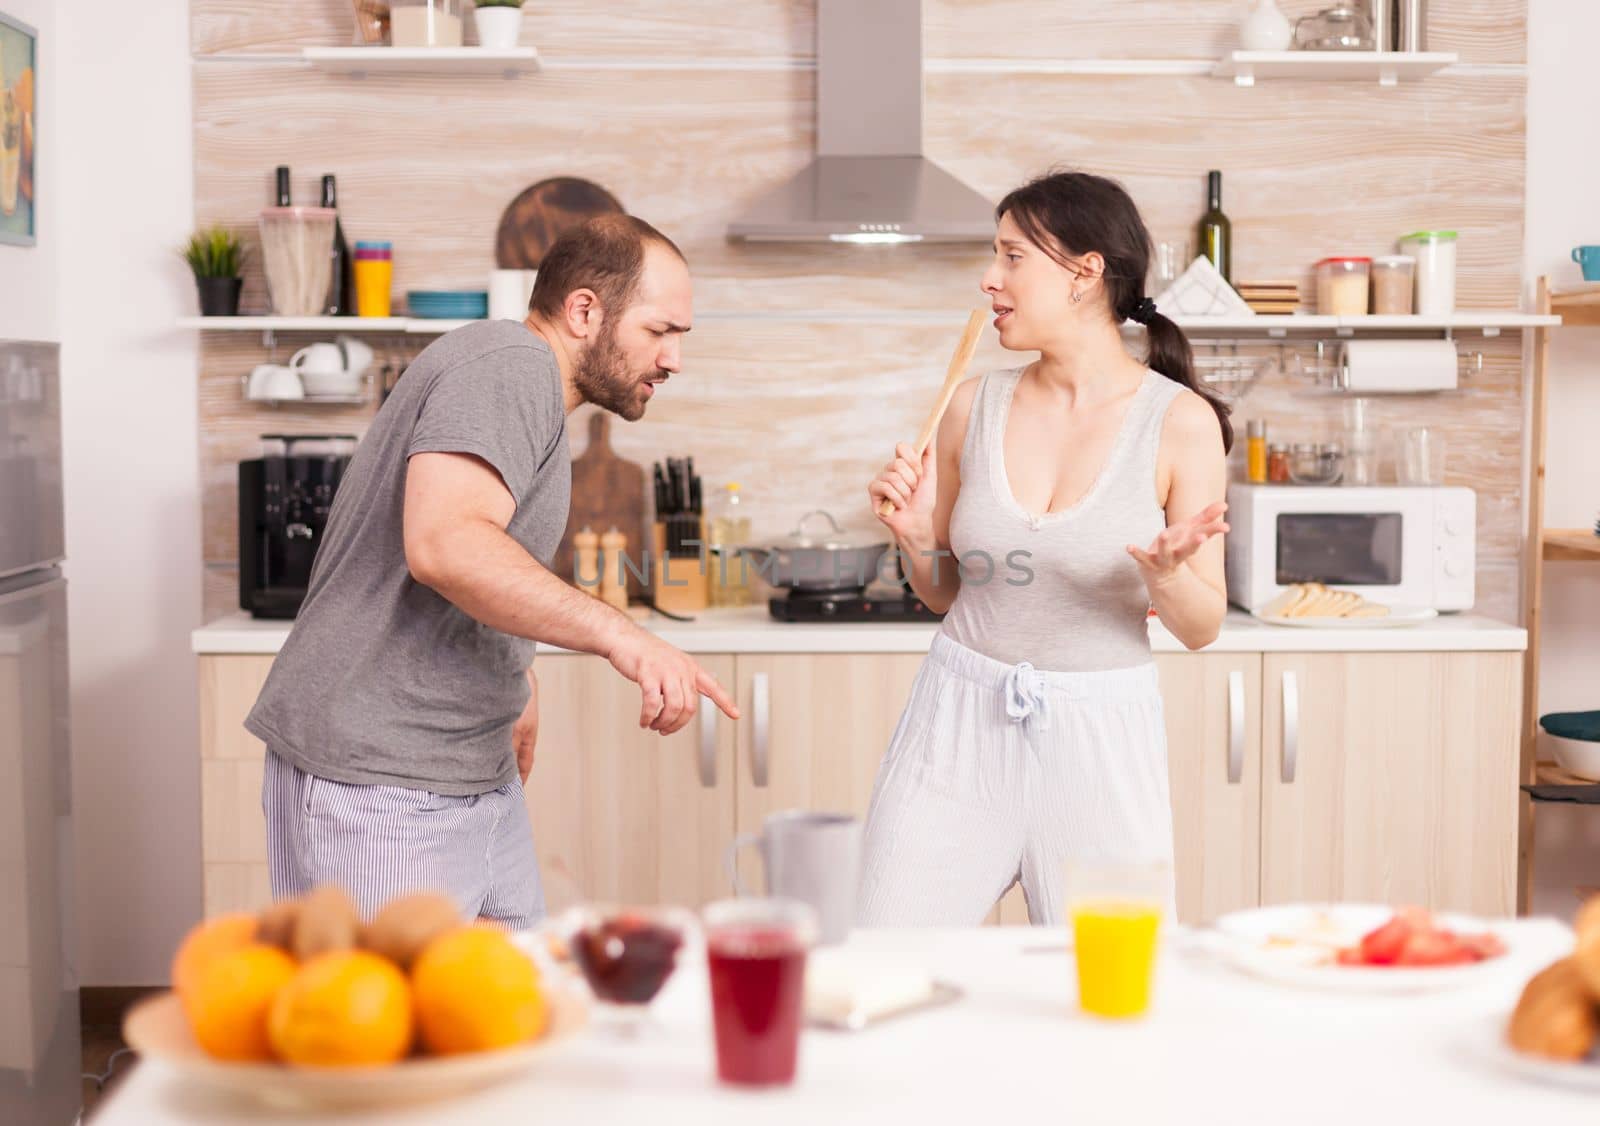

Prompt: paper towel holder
xmin=1328 ymin=339 xmax=1484 ymax=394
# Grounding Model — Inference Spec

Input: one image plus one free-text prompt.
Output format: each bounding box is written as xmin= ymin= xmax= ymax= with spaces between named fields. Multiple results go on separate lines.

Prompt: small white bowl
xmin=298 ymin=371 xmax=364 ymax=398
xmin=1550 ymin=733 xmax=1600 ymax=781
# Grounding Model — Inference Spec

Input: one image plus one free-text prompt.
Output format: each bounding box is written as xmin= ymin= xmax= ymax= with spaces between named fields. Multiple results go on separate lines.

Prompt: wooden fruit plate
xmin=123 ymin=983 xmax=589 ymax=1110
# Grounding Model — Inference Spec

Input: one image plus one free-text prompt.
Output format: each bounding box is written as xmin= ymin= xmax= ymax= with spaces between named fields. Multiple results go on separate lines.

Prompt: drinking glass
xmin=1064 ymin=859 xmax=1172 ymax=1020
xmin=1399 ymin=426 xmax=1445 ymax=485
xmin=1152 ymin=240 xmax=1190 ymax=291
xmin=703 ymin=898 xmax=817 ymax=1086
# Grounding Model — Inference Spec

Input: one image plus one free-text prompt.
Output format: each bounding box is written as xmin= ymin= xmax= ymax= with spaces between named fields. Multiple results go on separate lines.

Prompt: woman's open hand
xmin=1128 ymin=501 xmax=1229 ymax=589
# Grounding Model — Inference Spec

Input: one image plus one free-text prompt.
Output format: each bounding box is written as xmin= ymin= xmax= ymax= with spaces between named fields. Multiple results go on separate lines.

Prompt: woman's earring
xmin=1070 ymin=289 xmax=1083 ymax=304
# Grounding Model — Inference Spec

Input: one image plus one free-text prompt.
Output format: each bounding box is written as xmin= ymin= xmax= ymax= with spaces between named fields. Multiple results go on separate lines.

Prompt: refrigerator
xmin=0 ymin=340 xmax=79 ymax=1124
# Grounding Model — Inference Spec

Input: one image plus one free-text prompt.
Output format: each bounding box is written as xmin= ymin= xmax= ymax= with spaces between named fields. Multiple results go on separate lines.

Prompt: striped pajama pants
xmin=262 ymin=750 xmax=545 ymax=930
xmin=857 ymin=633 xmax=1174 ymax=927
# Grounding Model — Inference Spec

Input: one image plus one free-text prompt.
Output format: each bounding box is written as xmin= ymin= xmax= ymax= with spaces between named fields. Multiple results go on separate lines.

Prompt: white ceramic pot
xmin=473 ymin=5 xmax=523 ymax=49
xmin=1239 ymin=0 xmax=1293 ymax=50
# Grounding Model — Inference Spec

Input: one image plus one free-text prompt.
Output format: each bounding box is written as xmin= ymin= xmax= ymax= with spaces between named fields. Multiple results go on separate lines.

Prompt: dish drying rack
xmin=1193 ymin=352 xmax=1273 ymax=404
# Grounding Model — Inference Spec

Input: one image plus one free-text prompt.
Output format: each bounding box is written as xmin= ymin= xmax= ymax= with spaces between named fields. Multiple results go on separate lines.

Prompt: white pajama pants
xmin=857 ymin=633 xmax=1174 ymax=927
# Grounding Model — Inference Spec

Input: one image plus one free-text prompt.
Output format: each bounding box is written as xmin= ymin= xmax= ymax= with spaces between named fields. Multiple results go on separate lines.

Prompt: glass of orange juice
xmin=1065 ymin=859 xmax=1171 ymax=1019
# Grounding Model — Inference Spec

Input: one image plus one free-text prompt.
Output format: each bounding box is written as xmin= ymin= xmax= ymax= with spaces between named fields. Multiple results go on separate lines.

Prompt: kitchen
xmin=5 ymin=0 xmax=1600 ymax=1121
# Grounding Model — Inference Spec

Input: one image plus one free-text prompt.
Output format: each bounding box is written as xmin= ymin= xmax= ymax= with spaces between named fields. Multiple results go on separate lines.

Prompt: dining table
xmin=94 ymin=921 xmax=1597 ymax=1124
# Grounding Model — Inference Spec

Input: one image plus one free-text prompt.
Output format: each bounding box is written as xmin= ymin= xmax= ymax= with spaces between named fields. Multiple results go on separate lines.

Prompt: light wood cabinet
xmin=731 ymin=654 xmax=923 ymax=893
xmin=198 ymin=655 xmax=274 ymax=918
xmin=1260 ymin=652 xmax=1521 ymax=915
xmin=525 ymin=654 xmax=736 ymax=914
xmin=196 ymin=647 xmax=1521 ymax=925
xmin=1157 ymin=653 xmax=1263 ymax=925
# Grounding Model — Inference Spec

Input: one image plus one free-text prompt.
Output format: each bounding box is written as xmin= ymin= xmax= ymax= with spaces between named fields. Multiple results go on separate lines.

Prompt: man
xmin=247 ymin=214 xmax=738 ymax=929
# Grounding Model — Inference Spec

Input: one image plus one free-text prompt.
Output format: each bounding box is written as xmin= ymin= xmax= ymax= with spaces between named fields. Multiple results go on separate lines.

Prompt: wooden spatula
xmin=875 ymin=308 xmax=988 ymax=518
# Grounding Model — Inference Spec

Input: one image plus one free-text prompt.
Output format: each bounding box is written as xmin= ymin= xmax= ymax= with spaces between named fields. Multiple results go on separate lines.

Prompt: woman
xmin=859 ymin=170 xmax=1230 ymax=925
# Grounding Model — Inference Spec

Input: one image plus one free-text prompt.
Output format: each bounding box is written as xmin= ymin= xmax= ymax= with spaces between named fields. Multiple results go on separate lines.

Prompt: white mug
xmin=727 ymin=810 xmax=862 ymax=945
xmin=246 ymin=363 xmax=303 ymax=401
xmin=489 ymin=268 xmax=529 ymax=321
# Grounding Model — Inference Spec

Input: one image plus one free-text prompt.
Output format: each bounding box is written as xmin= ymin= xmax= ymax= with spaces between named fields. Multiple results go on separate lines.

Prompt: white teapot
xmin=288 ymin=335 xmax=374 ymax=397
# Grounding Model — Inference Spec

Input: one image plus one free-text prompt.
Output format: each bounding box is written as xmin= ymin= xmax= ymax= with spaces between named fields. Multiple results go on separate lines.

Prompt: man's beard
xmin=573 ymin=324 xmax=649 ymax=422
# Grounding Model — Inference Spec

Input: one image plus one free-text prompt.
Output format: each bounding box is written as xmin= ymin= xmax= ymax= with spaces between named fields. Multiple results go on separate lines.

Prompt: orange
xmin=187 ymin=944 xmax=297 ymax=1061
xmin=172 ymin=913 xmax=260 ymax=1021
xmin=412 ymin=925 xmax=547 ymax=1054
xmin=269 ymin=950 xmax=413 ymax=1067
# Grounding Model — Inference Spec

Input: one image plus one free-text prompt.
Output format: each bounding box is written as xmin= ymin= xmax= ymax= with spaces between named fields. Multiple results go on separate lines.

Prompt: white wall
xmin=0 ymin=0 xmax=53 ymax=341
xmin=1524 ymin=0 xmax=1600 ymax=919
xmin=56 ymin=1 xmax=203 ymax=983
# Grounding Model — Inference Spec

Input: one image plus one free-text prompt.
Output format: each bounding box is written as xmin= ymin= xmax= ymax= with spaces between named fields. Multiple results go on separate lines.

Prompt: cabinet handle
xmin=751 ymin=672 xmax=770 ymax=788
xmin=1227 ymin=668 xmax=1245 ymax=785
xmin=698 ymin=704 xmax=717 ymax=788
xmin=1280 ymin=669 xmax=1299 ymax=784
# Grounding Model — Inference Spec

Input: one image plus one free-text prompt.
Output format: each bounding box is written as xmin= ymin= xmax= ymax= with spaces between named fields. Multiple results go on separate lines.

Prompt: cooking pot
xmin=738 ymin=510 xmax=892 ymax=593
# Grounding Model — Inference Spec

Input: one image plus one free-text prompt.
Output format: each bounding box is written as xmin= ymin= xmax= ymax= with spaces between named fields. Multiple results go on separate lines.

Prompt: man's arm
xmin=403 ymin=450 xmax=738 ymax=733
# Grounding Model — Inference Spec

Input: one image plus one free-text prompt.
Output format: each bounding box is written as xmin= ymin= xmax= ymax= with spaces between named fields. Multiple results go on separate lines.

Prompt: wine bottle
xmin=321 ymin=174 xmax=355 ymax=317
xmin=274 ymin=165 xmax=291 ymax=207
xmin=1198 ymin=170 xmax=1232 ymax=284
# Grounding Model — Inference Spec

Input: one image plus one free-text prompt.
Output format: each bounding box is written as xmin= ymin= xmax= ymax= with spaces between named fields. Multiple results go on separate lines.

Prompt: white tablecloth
xmin=96 ymin=924 xmax=1597 ymax=1124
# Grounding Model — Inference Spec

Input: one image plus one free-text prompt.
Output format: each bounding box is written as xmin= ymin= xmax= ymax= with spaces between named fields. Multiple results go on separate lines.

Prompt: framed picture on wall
xmin=0 ymin=10 xmax=35 ymax=247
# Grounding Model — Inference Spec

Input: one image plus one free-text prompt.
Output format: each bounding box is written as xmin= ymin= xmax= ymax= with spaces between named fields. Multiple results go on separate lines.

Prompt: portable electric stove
xmin=768 ymin=586 xmax=944 ymax=623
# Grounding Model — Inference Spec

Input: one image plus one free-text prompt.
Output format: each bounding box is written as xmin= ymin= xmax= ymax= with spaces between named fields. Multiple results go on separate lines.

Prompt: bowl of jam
xmin=560 ymin=905 xmax=696 ymax=1010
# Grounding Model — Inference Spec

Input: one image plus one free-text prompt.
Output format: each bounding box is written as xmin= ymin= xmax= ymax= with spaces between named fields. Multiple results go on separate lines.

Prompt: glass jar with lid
xmin=390 ymin=0 xmax=465 ymax=47
xmin=1293 ymin=5 xmax=1375 ymax=50
xmin=1315 ymin=257 xmax=1372 ymax=316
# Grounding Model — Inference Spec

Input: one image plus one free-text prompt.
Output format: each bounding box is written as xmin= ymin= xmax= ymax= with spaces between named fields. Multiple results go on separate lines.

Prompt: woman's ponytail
xmin=1140 ymin=308 xmax=1233 ymax=453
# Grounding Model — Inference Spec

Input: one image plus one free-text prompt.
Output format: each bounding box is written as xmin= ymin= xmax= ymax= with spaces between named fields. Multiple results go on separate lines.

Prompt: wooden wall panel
xmin=193 ymin=0 xmax=1530 ymax=629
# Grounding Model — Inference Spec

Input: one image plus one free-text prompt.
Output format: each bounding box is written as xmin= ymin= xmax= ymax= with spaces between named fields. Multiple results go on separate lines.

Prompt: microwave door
xmin=1276 ymin=512 xmax=1405 ymax=589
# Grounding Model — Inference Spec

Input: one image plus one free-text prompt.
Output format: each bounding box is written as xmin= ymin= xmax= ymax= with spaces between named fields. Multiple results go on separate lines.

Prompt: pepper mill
xmin=573 ymin=526 xmax=600 ymax=596
xmin=598 ymin=527 xmax=629 ymax=610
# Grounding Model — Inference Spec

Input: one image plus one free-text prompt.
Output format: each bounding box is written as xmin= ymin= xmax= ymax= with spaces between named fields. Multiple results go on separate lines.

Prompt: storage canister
xmin=1398 ymin=230 xmax=1456 ymax=316
xmin=1370 ymin=255 xmax=1415 ymax=315
xmin=1315 ymin=256 xmax=1372 ymax=316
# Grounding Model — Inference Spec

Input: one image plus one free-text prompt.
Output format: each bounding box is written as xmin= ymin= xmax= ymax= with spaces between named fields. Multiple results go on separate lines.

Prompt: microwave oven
xmin=1224 ymin=484 xmax=1475 ymax=613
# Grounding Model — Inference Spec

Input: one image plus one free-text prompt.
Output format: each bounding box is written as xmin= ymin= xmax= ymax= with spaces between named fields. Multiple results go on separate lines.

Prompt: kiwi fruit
xmin=290 ymin=884 xmax=361 ymax=961
xmin=255 ymin=896 xmax=303 ymax=951
xmin=361 ymin=892 xmax=463 ymax=968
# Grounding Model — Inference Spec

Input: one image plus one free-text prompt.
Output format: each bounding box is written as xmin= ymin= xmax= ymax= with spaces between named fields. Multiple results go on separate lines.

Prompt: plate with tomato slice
xmin=1209 ymin=904 xmax=1514 ymax=993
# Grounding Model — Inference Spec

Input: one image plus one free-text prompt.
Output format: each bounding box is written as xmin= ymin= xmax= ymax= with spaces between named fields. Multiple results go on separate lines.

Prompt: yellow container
xmin=353 ymin=245 xmax=393 ymax=318
xmin=1071 ymin=899 xmax=1161 ymax=1019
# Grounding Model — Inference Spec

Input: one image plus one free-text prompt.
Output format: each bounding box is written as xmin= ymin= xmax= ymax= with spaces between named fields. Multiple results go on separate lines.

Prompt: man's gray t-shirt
xmin=246 ymin=320 xmax=571 ymax=795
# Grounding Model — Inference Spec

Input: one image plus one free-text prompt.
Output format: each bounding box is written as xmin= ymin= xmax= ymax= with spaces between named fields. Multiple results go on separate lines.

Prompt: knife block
xmin=651 ymin=519 xmax=709 ymax=614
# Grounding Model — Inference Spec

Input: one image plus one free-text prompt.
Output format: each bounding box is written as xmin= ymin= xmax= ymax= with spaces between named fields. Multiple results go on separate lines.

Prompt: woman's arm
xmin=868 ymin=378 xmax=977 ymax=614
xmin=1129 ymin=393 xmax=1230 ymax=650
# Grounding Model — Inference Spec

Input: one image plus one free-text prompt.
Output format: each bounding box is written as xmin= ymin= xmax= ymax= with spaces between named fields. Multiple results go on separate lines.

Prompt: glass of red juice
xmin=703 ymin=898 xmax=817 ymax=1087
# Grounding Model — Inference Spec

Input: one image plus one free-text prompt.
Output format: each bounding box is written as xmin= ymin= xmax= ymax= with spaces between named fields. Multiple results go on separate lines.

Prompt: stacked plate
xmin=1236 ymin=280 xmax=1301 ymax=314
xmin=406 ymin=290 xmax=489 ymax=320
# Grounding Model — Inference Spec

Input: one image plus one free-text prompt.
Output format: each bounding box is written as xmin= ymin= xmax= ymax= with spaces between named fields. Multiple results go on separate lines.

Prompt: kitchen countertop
xmin=94 ymin=922 xmax=1590 ymax=1125
xmin=193 ymin=606 xmax=1527 ymax=656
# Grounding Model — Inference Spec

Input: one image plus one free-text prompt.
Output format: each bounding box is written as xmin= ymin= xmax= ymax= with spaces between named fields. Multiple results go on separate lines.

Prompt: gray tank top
xmin=938 ymin=366 xmax=1183 ymax=673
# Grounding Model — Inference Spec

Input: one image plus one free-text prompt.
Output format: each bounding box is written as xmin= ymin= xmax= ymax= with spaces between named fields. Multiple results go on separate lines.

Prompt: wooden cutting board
xmin=495 ymin=177 xmax=625 ymax=271
xmin=555 ymin=412 xmax=647 ymax=599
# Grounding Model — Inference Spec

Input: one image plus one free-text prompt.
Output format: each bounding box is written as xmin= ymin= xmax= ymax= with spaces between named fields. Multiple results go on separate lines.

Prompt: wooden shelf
xmin=178 ymin=316 xmax=407 ymax=332
xmin=1145 ymin=311 xmax=1557 ymax=337
xmin=1551 ymin=285 xmax=1600 ymax=328
xmin=1543 ymin=528 xmax=1600 ymax=562
xmin=301 ymin=46 xmax=539 ymax=76
xmin=1213 ymin=50 xmax=1457 ymax=87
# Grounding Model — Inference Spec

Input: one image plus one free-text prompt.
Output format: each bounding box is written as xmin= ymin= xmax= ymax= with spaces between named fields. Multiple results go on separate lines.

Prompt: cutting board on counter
xmin=554 ymin=412 xmax=647 ymax=599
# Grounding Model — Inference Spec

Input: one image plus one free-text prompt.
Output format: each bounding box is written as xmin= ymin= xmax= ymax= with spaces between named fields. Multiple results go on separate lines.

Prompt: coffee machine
xmin=239 ymin=434 xmax=356 ymax=618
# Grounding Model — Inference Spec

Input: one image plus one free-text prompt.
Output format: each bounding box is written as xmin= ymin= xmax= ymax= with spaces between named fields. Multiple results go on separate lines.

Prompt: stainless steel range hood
xmin=727 ymin=0 xmax=994 ymax=244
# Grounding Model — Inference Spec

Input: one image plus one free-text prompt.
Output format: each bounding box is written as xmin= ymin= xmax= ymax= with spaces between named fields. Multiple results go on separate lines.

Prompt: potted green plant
xmin=182 ymin=227 xmax=246 ymax=317
xmin=473 ymin=0 xmax=524 ymax=50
